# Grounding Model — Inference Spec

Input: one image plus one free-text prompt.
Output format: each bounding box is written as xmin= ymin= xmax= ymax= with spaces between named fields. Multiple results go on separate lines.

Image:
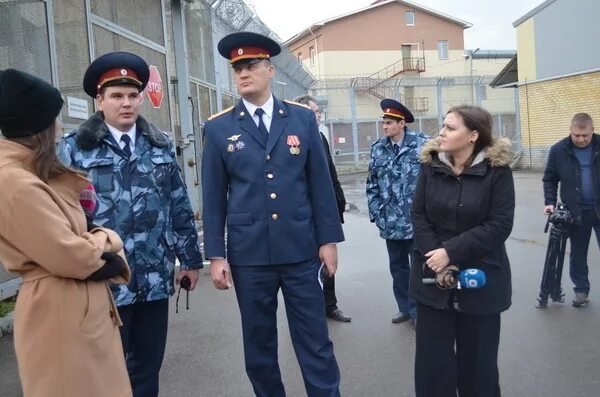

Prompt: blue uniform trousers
xmin=118 ymin=299 xmax=169 ymax=397
xmin=230 ymin=258 xmax=340 ymax=397
xmin=386 ymin=239 xmax=417 ymax=318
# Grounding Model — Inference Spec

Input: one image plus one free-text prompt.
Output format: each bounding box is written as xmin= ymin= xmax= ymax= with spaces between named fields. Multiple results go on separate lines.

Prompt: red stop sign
xmin=146 ymin=65 xmax=163 ymax=109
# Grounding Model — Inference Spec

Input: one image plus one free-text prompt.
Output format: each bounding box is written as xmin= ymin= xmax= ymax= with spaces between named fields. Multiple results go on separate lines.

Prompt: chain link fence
xmin=313 ymin=75 xmax=521 ymax=168
xmin=0 ymin=0 xmax=317 ymax=298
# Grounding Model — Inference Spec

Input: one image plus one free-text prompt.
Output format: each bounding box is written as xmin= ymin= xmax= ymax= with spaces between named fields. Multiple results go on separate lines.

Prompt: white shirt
xmin=242 ymin=95 xmax=274 ymax=132
xmin=106 ymin=122 xmax=136 ymax=153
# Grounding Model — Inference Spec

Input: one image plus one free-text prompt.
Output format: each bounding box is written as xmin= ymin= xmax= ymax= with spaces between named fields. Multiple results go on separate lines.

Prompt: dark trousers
xmin=415 ymin=303 xmax=501 ymax=397
xmin=230 ymin=258 xmax=340 ymax=397
xmin=569 ymin=208 xmax=600 ymax=293
xmin=323 ymin=273 xmax=338 ymax=313
xmin=385 ymin=239 xmax=417 ymax=318
xmin=118 ymin=299 xmax=169 ymax=397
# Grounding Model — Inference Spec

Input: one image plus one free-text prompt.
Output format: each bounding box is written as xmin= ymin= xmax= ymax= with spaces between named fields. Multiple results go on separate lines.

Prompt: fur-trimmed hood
xmin=74 ymin=111 xmax=169 ymax=150
xmin=419 ymin=137 xmax=513 ymax=168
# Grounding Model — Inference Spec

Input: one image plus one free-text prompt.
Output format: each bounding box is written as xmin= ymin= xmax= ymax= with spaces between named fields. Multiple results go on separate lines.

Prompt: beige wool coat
xmin=0 ymin=139 xmax=132 ymax=397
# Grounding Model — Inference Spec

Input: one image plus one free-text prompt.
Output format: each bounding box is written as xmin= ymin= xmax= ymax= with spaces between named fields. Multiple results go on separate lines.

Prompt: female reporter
xmin=410 ymin=105 xmax=515 ymax=397
xmin=0 ymin=69 xmax=132 ymax=397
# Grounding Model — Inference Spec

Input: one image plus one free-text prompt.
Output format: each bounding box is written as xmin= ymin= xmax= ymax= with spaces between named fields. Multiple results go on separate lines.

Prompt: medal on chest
xmin=287 ymin=135 xmax=301 ymax=155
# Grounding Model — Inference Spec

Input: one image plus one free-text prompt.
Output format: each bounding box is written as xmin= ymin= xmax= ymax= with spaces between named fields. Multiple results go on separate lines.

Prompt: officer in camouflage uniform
xmin=366 ymin=99 xmax=428 ymax=328
xmin=59 ymin=52 xmax=203 ymax=397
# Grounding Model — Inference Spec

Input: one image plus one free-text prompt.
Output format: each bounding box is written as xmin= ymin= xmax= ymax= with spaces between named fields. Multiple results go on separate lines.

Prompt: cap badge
xmin=238 ymin=48 xmax=244 ymax=55
xmin=120 ymin=69 xmax=128 ymax=76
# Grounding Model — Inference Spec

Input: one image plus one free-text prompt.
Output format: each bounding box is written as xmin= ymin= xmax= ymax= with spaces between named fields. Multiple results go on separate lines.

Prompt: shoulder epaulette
xmin=371 ymin=138 xmax=383 ymax=147
xmin=63 ymin=131 xmax=76 ymax=138
xmin=283 ymin=100 xmax=311 ymax=110
xmin=208 ymin=106 xmax=234 ymax=121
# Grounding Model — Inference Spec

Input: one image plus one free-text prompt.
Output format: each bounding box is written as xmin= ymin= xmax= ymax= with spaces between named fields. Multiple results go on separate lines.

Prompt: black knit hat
xmin=0 ymin=69 xmax=64 ymax=138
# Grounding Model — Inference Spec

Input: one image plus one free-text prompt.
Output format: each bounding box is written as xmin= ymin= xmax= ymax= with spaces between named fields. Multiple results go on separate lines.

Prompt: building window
xmin=405 ymin=11 xmax=415 ymax=26
xmin=297 ymin=52 xmax=303 ymax=63
xmin=437 ymin=40 xmax=448 ymax=60
xmin=309 ymin=46 xmax=316 ymax=66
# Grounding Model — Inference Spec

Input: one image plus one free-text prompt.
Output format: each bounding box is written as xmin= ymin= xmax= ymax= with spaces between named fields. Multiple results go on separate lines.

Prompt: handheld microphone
xmin=79 ymin=183 xmax=97 ymax=214
xmin=458 ymin=268 xmax=486 ymax=289
xmin=422 ymin=268 xmax=486 ymax=289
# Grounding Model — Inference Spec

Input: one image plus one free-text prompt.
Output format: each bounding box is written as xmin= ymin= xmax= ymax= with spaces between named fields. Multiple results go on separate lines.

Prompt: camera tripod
xmin=536 ymin=212 xmax=571 ymax=308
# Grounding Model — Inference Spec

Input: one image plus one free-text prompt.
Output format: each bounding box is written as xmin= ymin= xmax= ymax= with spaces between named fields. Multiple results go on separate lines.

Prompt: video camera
xmin=544 ymin=202 xmax=574 ymax=232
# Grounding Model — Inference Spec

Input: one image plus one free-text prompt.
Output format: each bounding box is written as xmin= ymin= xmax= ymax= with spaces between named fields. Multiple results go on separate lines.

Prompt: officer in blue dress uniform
xmin=202 ymin=32 xmax=344 ymax=397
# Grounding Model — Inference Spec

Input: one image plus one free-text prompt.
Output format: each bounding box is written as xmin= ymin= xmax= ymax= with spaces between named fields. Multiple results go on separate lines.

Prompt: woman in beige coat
xmin=0 ymin=69 xmax=132 ymax=396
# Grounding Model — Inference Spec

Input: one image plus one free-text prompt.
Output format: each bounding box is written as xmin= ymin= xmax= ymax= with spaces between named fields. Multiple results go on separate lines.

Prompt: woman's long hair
xmin=446 ymin=105 xmax=493 ymax=168
xmin=9 ymin=121 xmax=83 ymax=183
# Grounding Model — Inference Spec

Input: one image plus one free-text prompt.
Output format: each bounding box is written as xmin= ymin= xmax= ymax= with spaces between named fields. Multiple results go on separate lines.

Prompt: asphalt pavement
xmin=1 ymin=172 xmax=600 ymax=396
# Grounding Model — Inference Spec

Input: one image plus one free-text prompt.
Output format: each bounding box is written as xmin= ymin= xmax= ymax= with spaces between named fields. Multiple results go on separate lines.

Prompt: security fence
xmin=312 ymin=75 xmax=521 ymax=167
xmin=0 ymin=0 xmax=316 ymax=299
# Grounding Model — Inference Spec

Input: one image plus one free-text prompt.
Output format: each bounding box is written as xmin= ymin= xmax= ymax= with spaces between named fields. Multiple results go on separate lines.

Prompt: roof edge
xmin=513 ymin=0 xmax=557 ymax=27
xmin=284 ymin=0 xmax=472 ymax=46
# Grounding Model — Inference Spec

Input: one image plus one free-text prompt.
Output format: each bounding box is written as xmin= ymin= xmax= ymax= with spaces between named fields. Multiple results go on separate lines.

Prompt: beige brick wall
xmin=518 ymin=71 xmax=600 ymax=170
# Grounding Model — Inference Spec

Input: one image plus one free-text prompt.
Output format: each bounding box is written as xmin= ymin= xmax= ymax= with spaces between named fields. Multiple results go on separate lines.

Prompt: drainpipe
xmin=308 ymin=26 xmax=320 ymax=78
xmin=171 ymin=0 xmax=201 ymax=216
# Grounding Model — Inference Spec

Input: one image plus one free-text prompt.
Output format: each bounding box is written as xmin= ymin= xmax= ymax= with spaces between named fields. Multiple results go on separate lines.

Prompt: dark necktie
xmin=254 ymin=108 xmax=269 ymax=144
xmin=393 ymin=143 xmax=400 ymax=155
xmin=120 ymin=134 xmax=132 ymax=158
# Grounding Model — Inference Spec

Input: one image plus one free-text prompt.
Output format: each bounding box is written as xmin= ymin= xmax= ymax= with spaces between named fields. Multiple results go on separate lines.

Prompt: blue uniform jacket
xmin=58 ymin=112 xmax=203 ymax=305
xmin=202 ymin=97 xmax=345 ymax=266
xmin=366 ymin=129 xmax=429 ymax=240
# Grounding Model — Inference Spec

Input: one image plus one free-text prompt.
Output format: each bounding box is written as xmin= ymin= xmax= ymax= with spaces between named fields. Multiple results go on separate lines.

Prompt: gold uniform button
xmin=270 ymin=193 xmax=277 ymax=199
xmin=267 ymin=173 xmax=274 ymax=179
xmin=272 ymin=213 xmax=279 ymax=220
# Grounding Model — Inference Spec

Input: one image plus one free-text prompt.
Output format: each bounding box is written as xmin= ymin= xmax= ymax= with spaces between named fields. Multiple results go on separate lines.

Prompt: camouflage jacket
xmin=58 ymin=112 xmax=203 ymax=306
xmin=366 ymin=129 xmax=429 ymax=240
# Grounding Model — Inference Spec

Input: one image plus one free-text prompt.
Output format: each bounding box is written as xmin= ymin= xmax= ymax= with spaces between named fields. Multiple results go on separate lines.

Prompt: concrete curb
xmin=0 ymin=311 xmax=14 ymax=338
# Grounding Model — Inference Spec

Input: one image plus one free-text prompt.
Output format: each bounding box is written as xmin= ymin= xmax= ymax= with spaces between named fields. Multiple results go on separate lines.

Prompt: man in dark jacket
xmin=295 ymin=94 xmax=351 ymax=322
xmin=543 ymin=113 xmax=599 ymax=307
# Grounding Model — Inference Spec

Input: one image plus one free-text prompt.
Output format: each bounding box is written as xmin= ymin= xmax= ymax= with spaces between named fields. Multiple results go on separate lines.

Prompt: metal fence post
xmin=436 ymin=77 xmax=444 ymax=130
xmin=349 ymin=86 xmax=359 ymax=164
xmin=498 ymin=113 xmax=503 ymax=137
xmin=514 ymin=86 xmax=521 ymax=149
xmin=329 ymin=120 xmax=336 ymax=165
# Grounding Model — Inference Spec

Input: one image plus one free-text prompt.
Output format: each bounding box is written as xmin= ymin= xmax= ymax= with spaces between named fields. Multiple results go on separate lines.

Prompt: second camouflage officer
xmin=367 ymin=99 xmax=429 ymax=328
xmin=202 ymin=32 xmax=345 ymax=397
xmin=59 ymin=52 xmax=203 ymax=397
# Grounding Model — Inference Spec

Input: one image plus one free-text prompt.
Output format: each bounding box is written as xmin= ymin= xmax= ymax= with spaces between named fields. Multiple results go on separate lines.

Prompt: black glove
xmin=86 ymin=252 xmax=126 ymax=281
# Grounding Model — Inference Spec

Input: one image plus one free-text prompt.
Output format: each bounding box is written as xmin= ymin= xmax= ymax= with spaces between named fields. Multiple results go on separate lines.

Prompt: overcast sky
xmin=248 ymin=0 xmax=544 ymax=50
